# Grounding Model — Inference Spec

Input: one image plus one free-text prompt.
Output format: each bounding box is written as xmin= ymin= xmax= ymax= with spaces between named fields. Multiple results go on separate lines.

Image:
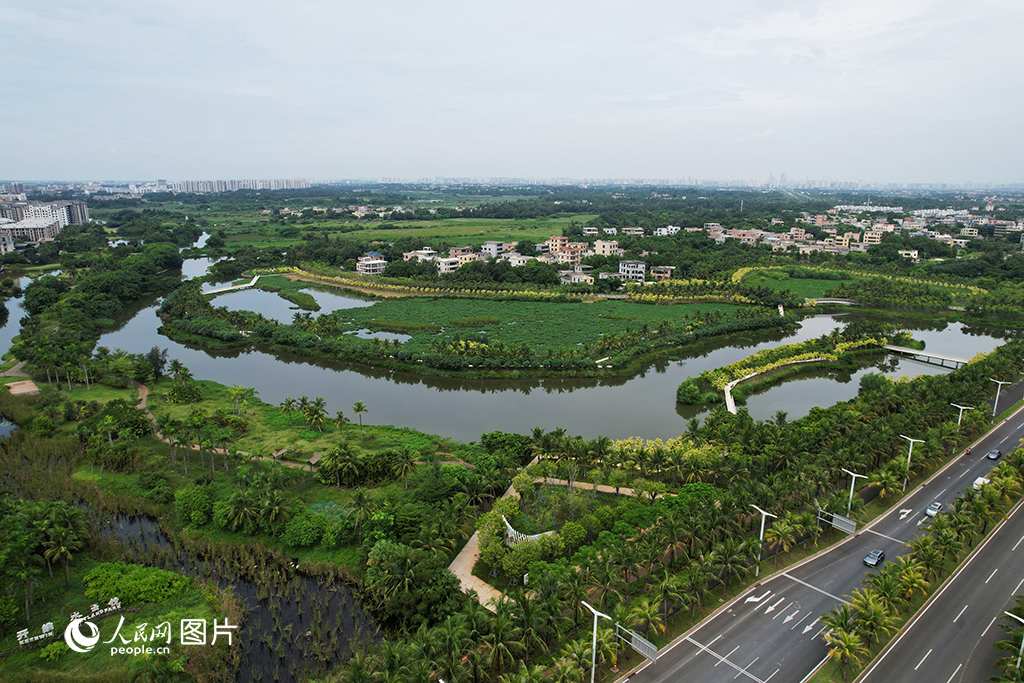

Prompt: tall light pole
xmin=841 ymin=468 xmax=867 ymax=515
xmin=991 ymin=379 xmax=1011 ymax=418
xmin=751 ymin=504 xmax=777 ymax=577
xmin=950 ymin=403 xmax=973 ymax=430
xmin=1004 ymin=611 xmax=1024 ymax=670
xmin=899 ymin=435 xmax=924 ymax=492
xmin=581 ymin=601 xmax=611 ymax=683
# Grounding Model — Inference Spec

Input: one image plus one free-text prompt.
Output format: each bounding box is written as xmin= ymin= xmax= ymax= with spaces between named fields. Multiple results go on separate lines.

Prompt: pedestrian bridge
xmin=808 ymin=298 xmax=859 ymax=306
xmin=882 ymin=344 xmax=969 ymax=369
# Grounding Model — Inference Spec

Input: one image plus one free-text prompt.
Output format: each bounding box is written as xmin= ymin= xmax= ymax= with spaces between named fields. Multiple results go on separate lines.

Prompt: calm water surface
xmin=0 ymin=250 xmax=1008 ymax=441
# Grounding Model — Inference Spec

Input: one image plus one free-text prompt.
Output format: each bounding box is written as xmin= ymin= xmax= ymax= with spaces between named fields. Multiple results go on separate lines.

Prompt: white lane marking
xmin=900 ymin=509 xmax=912 ymax=520
xmin=798 ymin=655 xmax=830 ymax=683
xmin=802 ymin=617 xmax=819 ymax=634
xmin=946 ymin=663 xmax=962 ymax=683
xmin=764 ymin=597 xmax=786 ymax=615
xmin=734 ymin=657 xmax=759 ymax=679
xmin=717 ymin=645 xmax=740 ymax=666
xmin=708 ymin=634 xmax=723 ymax=648
xmin=782 ymin=573 xmax=851 ymax=604
xmin=865 ymin=528 xmax=903 ymax=543
xmin=772 ymin=601 xmax=795 ymax=619
xmin=954 ymin=604 xmax=968 ymax=623
xmin=959 ymin=468 xmax=970 ymax=479
xmin=915 ymin=648 xmax=933 ymax=671
xmin=765 ymin=668 xmax=780 ymax=682
xmin=813 ymin=626 xmax=828 ymax=639
xmin=1014 ymin=534 xmax=1024 ymax=551
xmin=783 ymin=610 xmax=800 ymax=624
xmin=1015 ymin=577 xmax=1024 ymax=594
xmin=938 ymin=487 xmax=948 ymax=496
xmin=684 ymin=636 xmax=767 ymax=683
xmin=986 ymin=568 xmax=999 ymax=584
xmin=745 ymin=590 xmax=771 ymax=603
xmin=982 ymin=614 xmax=1000 ymax=638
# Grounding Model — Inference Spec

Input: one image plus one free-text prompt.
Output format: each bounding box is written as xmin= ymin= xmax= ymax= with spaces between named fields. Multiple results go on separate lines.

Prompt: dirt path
xmin=131 ymin=380 xmax=307 ymax=470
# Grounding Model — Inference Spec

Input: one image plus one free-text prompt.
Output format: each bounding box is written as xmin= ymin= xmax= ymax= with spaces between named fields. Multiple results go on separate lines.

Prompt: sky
xmin=3 ymin=0 xmax=1022 ymax=185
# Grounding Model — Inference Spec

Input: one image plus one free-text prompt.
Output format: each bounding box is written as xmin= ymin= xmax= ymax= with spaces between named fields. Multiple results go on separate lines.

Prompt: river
xmin=0 ymin=256 xmax=1008 ymax=443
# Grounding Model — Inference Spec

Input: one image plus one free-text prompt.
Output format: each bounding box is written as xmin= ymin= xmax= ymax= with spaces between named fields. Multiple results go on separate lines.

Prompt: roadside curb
xmin=615 ymin=400 xmax=1024 ymax=683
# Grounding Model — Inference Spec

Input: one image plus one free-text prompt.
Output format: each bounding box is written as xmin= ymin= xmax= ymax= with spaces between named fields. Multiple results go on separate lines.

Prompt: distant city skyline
xmin=3 ymin=1 xmax=1022 ymax=185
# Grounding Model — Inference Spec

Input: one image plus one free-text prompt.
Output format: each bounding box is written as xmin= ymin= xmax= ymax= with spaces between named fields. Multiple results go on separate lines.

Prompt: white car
xmin=926 ymin=501 xmax=942 ymax=517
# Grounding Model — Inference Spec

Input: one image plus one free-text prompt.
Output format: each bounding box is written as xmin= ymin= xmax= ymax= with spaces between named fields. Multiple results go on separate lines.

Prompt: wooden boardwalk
xmin=883 ymin=344 xmax=968 ymax=369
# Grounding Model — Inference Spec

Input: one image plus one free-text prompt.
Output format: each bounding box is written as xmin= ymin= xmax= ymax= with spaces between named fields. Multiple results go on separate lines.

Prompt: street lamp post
xmin=840 ymin=468 xmax=867 ymax=516
xmin=899 ymin=435 xmax=924 ymax=492
xmin=581 ymin=601 xmax=611 ymax=683
xmin=991 ymin=379 xmax=1011 ymax=418
xmin=1004 ymin=611 xmax=1024 ymax=670
xmin=950 ymin=403 xmax=973 ymax=430
xmin=751 ymin=504 xmax=777 ymax=578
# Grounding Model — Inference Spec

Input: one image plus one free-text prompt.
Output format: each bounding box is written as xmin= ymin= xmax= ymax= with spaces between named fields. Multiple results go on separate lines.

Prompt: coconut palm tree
xmin=824 ymin=627 xmax=868 ymax=680
xmin=280 ymin=397 xmax=297 ymax=426
xmin=392 ymin=446 xmax=417 ymax=490
xmin=352 ymin=400 xmax=369 ymax=440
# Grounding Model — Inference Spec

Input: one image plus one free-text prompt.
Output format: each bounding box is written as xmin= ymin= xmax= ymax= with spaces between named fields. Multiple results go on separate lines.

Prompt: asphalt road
xmin=857 ymin=498 xmax=1024 ymax=683
xmin=628 ymin=380 xmax=1024 ymax=683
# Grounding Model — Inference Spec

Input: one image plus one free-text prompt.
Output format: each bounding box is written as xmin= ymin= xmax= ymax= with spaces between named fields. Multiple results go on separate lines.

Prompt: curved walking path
xmin=447 ymin=457 xmax=667 ymax=609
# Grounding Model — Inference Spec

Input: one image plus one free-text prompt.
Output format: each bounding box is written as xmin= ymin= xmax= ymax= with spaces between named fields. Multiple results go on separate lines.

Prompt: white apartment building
xmin=654 ymin=225 xmax=681 ymax=236
xmin=435 ymin=257 xmax=460 ymax=274
xmin=619 ymin=260 xmax=646 ymax=282
xmin=356 ymin=256 xmax=387 ymax=275
xmin=481 ymin=241 xmax=505 ymax=258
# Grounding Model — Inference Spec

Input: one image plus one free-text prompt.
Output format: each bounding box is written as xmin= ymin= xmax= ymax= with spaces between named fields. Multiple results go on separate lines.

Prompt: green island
xmin=2 ymin=184 xmax=1024 ymax=683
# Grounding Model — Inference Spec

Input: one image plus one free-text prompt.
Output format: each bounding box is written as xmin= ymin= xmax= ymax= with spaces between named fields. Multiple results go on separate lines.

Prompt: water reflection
xmin=84 ymin=302 xmax=1008 ymax=442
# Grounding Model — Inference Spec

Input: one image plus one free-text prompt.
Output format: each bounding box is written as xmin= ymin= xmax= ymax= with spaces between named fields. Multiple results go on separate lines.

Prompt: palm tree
xmin=280 ymin=397 xmax=297 ymax=426
xmin=627 ymin=596 xmax=665 ymax=636
xmin=392 ymin=447 xmax=417 ymax=490
xmin=824 ymin=627 xmax=868 ymax=680
xmin=353 ymin=400 xmax=369 ymax=440
xmin=764 ymin=516 xmax=798 ymax=566
xmin=335 ymin=409 xmax=350 ymax=437
xmin=43 ymin=527 xmax=82 ymax=587
xmin=303 ymin=397 xmax=328 ymax=433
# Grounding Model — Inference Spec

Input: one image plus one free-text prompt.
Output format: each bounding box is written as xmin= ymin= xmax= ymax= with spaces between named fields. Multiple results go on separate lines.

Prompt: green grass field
xmin=740 ymin=270 xmax=862 ymax=299
xmin=300 ymin=296 xmax=741 ymax=354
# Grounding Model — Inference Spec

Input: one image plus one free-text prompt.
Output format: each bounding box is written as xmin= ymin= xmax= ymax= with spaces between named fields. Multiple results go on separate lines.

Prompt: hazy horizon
xmin=4 ymin=0 xmax=1022 ymax=185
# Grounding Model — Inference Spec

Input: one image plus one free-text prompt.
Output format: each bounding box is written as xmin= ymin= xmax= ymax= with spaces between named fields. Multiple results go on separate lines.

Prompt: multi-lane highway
xmin=628 ymin=387 xmax=1024 ymax=683
xmin=858 ymin=497 xmax=1024 ymax=682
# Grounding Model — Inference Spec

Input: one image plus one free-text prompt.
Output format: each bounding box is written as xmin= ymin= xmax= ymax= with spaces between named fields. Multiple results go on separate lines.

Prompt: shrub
xmin=174 ymin=485 xmax=212 ymax=526
xmin=83 ymin=563 xmax=191 ymax=605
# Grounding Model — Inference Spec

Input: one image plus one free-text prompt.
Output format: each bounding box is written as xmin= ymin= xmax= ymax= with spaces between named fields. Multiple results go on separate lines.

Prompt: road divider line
xmin=1013 ymin=534 xmax=1024 ymax=551
xmin=856 ymin=497 xmax=1024 ymax=681
xmin=915 ymin=648 xmax=933 ymax=670
xmin=790 ymin=612 xmax=811 ymax=629
xmin=986 ymin=568 xmax=999 ymax=584
xmin=781 ymin=573 xmax=850 ymax=604
xmin=1014 ymin=577 xmax=1024 ymax=594
xmin=717 ymin=645 xmax=740 ymax=666
xmin=765 ymin=667 xmax=779 ymax=682
xmin=865 ymin=528 xmax=903 ymax=543
xmin=982 ymin=614 xmax=999 ymax=638
xmin=954 ymin=604 xmax=968 ymax=623
xmin=945 ymin=663 xmax=962 ymax=683
xmin=772 ymin=601 xmax=795 ymax=619
xmin=683 ymin=636 xmax=766 ymax=683
xmin=734 ymin=656 xmax=759 ymax=679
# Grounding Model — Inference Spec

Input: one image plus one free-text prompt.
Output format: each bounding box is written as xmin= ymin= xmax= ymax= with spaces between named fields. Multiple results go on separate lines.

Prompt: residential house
xmin=619 ymin=260 xmax=646 ymax=282
xmin=356 ymin=255 xmax=387 ymax=275
xmin=650 ymin=265 xmax=675 ymax=281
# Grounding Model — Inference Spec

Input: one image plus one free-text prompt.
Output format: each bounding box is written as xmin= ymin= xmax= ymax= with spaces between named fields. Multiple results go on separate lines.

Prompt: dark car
xmin=864 ymin=549 xmax=885 ymax=567
xmin=987 ymin=449 xmax=1003 ymax=460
